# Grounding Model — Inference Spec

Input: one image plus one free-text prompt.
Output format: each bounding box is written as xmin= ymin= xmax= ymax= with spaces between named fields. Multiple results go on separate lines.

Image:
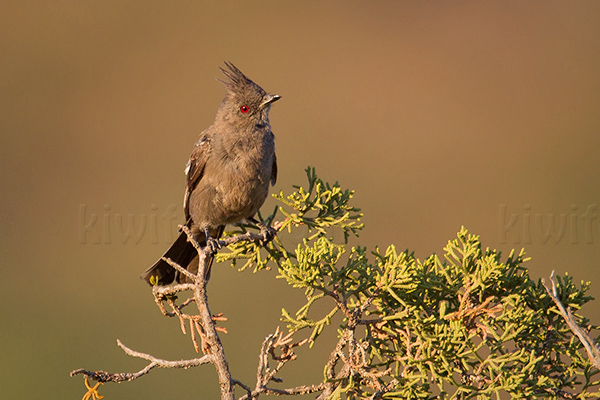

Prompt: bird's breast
xmin=194 ymin=129 xmax=275 ymax=226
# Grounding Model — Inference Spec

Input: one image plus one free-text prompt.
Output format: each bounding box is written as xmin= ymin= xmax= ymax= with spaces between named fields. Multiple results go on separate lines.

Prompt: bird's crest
xmin=218 ymin=62 xmax=264 ymax=96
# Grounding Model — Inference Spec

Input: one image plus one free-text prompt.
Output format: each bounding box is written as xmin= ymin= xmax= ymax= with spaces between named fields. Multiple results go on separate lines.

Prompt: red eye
xmin=240 ymin=105 xmax=249 ymax=113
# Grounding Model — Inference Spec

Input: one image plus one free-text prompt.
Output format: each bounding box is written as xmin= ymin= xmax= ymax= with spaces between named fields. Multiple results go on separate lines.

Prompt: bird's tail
xmin=140 ymin=225 xmax=224 ymax=286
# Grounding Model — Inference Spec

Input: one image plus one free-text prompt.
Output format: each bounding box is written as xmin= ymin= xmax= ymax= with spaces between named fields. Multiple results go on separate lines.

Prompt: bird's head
xmin=216 ymin=62 xmax=281 ymax=127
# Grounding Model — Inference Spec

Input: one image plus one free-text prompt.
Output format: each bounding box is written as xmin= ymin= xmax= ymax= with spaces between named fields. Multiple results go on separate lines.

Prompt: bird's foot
xmin=246 ymin=217 xmax=277 ymax=246
xmin=205 ymin=237 xmax=222 ymax=256
xmin=259 ymin=224 xmax=277 ymax=246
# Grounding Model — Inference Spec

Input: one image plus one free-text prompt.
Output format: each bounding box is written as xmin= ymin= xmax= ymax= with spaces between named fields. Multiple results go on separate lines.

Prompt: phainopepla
xmin=141 ymin=62 xmax=280 ymax=286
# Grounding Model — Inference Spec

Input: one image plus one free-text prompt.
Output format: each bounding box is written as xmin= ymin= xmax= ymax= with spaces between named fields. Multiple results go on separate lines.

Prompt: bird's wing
xmin=183 ymin=134 xmax=211 ymax=220
xmin=270 ymin=152 xmax=277 ymax=186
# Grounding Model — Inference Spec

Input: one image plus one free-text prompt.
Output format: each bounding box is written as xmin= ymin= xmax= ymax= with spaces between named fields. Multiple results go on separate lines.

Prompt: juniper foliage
xmin=219 ymin=167 xmax=600 ymax=399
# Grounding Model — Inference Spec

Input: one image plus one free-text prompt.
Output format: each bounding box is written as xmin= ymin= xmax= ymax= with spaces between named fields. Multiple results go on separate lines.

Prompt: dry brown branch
xmin=258 ymin=383 xmax=328 ymax=397
xmin=162 ymin=254 xmax=197 ymax=281
xmin=542 ymin=271 xmax=600 ymax=369
xmin=71 ymin=222 xmax=282 ymax=400
xmin=314 ymin=279 xmax=403 ymax=400
xmin=70 ymin=340 xmax=211 ymax=383
xmin=368 ymin=379 xmax=399 ymax=400
xmin=317 ymin=327 xmax=354 ymax=399
xmin=236 ymin=327 xmax=321 ymax=400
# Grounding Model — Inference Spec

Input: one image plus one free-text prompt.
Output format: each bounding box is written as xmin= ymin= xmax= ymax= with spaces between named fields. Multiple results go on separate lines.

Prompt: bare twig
xmin=315 ymin=280 xmax=399 ymax=399
xmin=233 ymin=379 xmax=253 ymax=399
xmin=542 ymin=271 xmax=600 ymax=369
xmin=153 ymin=282 xmax=196 ymax=297
xmin=70 ymin=340 xmax=211 ymax=383
xmin=72 ymin=222 xmax=282 ymax=400
xmin=234 ymin=328 xmax=315 ymax=400
xmin=237 ymin=383 xmax=327 ymax=400
xmin=368 ymin=379 xmax=399 ymax=400
xmin=317 ymin=328 xmax=352 ymax=400
xmin=162 ymin=255 xmax=197 ymax=282
xmin=258 ymin=383 xmax=328 ymax=397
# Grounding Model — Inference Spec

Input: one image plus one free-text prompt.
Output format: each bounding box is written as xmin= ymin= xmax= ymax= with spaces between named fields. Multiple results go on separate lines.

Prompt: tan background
xmin=2 ymin=1 xmax=600 ymax=398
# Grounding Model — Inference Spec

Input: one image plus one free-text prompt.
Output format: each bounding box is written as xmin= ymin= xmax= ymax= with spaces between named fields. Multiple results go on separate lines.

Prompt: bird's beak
xmin=261 ymin=94 xmax=281 ymax=108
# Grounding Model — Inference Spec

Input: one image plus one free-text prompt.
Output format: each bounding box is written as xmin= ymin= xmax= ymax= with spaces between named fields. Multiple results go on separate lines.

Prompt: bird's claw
xmin=259 ymin=224 xmax=277 ymax=246
xmin=205 ymin=237 xmax=222 ymax=256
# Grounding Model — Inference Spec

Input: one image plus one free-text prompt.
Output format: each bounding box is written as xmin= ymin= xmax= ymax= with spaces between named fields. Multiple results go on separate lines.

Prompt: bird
xmin=141 ymin=62 xmax=280 ymax=286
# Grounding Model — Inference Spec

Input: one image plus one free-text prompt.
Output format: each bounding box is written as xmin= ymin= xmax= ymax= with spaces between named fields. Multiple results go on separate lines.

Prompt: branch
xmin=236 ymin=328 xmax=317 ymax=400
xmin=315 ymin=281 xmax=396 ymax=399
xmin=176 ymin=221 xmax=284 ymax=398
xmin=317 ymin=328 xmax=353 ymax=400
xmin=70 ymin=340 xmax=211 ymax=383
xmin=368 ymin=379 xmax=400 ymax=400
xmin=218 ymin=220 xmax=286 ymax=248
xmin=153 ymin=283 xmax=196 ymax=297
xmin=193 ymin=261 xmax=234 ymax=397
xmin=177 ymin=223 xmax=237 ymax=398
xmin=542 ymin=271 xmax=600 ymax=369
xmin=237 ymin=383 xmax=327 ymax=400
xmin=259 ymin=383 xmax=328 ymax=397
xmin=162 ymin=255 xmax=197 ymax=282
xmin=72 ymin=222 xmax=281 ymax=400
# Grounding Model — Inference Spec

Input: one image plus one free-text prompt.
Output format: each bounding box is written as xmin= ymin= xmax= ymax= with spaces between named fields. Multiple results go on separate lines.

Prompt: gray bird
xmin=141 ymin=62 xmax=280 ymax=286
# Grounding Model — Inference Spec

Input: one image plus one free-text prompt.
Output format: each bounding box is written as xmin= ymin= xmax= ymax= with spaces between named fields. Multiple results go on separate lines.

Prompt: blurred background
xmin=1 ymin=1 xmax=600 ymax=398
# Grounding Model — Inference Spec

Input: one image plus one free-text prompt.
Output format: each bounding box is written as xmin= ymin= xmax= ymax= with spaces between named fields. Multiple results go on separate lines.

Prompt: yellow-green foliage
xmin=221 ymin=167 xmax=600 ymax=399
